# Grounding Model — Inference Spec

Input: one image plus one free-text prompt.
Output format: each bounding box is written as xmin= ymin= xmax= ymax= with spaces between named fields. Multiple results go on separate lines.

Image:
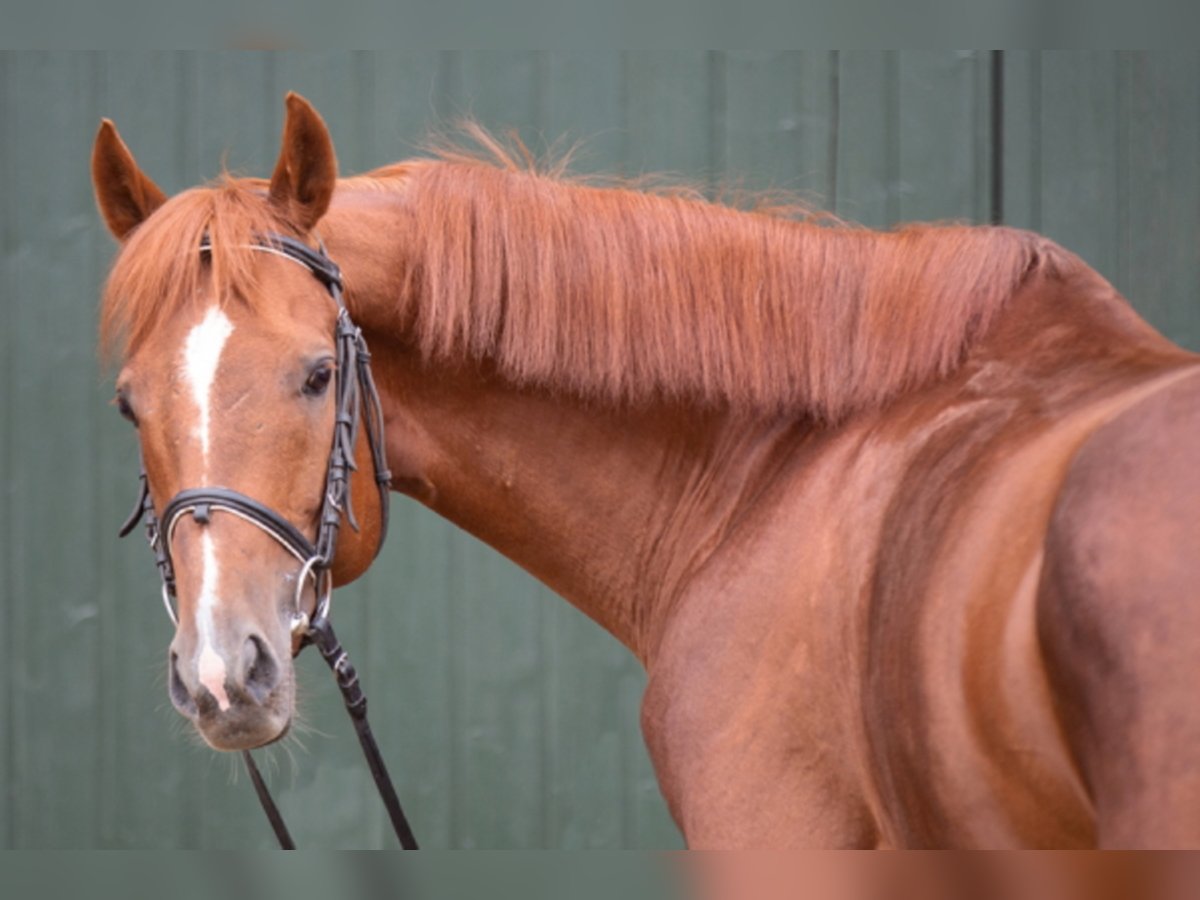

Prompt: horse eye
xmin=303 ymin=364 xmax=334 ymax=397
xmin=115 ymin=393 xmax=138 ymax=425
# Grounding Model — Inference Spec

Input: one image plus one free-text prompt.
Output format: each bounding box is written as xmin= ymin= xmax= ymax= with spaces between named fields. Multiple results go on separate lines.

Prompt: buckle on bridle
xmin=290 ymin=555 xmax=333 ymax=655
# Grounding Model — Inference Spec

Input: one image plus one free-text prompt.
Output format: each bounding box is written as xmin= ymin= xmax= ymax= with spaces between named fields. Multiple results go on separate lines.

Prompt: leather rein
xmin=119 ymin=233 xmax=418 ymax=849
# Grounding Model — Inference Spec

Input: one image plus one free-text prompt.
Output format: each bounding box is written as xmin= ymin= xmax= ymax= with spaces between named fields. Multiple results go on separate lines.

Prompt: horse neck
xmin=319 ymin=188 xmax=788 ymax=659
xmin=372 ymin=345 xmax=789 ymax=662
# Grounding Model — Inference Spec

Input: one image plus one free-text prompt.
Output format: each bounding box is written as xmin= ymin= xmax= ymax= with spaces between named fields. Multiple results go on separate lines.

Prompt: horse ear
xmin=268 ymin=92 xmax=338 ymax=232
xmin=91 ymin=119 xmax=167 ymax=241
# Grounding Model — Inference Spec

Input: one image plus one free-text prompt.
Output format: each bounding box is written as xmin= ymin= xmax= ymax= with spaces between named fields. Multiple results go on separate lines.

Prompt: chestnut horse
xmin=92 ymin=93 xmax=1200 ymax=848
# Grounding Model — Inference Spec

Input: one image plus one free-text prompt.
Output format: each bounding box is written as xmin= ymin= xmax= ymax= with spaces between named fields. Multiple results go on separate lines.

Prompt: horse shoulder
xmin=1038 ymin=363 xmax=1200 ymax=848
xmin=639 ymin=425 xmax=886 ymax=848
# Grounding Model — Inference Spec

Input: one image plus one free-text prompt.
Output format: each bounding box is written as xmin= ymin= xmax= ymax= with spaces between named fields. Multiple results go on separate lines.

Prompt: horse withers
xmin=92 ymin=93 xmax=1200 ymax=847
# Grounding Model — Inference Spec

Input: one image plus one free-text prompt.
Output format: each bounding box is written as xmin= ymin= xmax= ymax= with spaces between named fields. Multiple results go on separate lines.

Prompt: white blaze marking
xmin=183 ymin=306 xmax=235 ymax=710
xmin=182 ymin=306 xmax=234 ymax=473
xmin=196 ymin=533 xmax=231 ymax=712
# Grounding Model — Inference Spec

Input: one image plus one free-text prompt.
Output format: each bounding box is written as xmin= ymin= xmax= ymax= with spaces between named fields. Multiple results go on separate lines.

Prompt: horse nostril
xmin=169 ymin=651 xmax=198 ymax=717
xmin=243 ymin=636 xmax=279 ymax=705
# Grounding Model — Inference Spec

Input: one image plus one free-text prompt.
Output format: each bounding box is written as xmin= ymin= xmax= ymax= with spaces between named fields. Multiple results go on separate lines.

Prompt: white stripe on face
xmin=182 ymin=306 xmax=235 ymax=705
xmin=196 ymin=532 xmax=231 ymax=711
xmin=182 ymin=305 xmax=234 ymax=475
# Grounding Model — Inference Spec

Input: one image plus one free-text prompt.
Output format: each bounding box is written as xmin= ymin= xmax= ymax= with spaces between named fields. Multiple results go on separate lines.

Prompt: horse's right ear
xmin=91 ymin=119 xmax=167 ymax=242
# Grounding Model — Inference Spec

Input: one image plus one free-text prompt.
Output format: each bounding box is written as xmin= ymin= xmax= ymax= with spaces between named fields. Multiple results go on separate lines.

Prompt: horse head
xmin=92 ymin=94 xmax=387 ymax=751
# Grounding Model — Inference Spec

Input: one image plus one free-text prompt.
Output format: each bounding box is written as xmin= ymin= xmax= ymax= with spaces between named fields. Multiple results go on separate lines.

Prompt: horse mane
xmin=103 ymin=138 xmax=1046 ymax=420
xmin=377 ymin=155 xmax=1044 ymax=419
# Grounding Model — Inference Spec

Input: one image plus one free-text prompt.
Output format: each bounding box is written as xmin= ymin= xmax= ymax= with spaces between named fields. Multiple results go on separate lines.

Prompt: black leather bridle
xmin=119 ymin=233 xmax=418 ymax=849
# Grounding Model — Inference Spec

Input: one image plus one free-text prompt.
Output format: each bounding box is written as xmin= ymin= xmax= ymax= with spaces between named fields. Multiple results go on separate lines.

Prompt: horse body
xmin=92 ymin=95 xmax=1200 ymax=847
xmin=324 ymin=188 xmax=1200 ymax=846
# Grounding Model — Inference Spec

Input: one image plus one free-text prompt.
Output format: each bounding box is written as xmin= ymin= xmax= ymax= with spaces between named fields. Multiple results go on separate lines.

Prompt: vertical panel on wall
xmin=190 ymin=52 xmax=277 ymax=182
xmin=1037 ymin=52 xmax=1124 ymax=289
xmin=542 ymin=52 xmax=624 ymax=172
xmin=622 ymin=52 xmax=716 ymax=183
xmin=1122 ymin=52 xmax=1200 ymax=351
xmin=5 ymin=51 xmax=105 ymax=847
xmin=895 ymin=51 xmax=991 ymax=224
xmin=720 ymin=52 xmax=835 ymax=206
xmin=0 ymin=50 xmax=12 ymax=851
xmin=1003 ymin=51 xmax=1200 ymax=353
xmin=833 ymin=51 xmax=898 ymax=227
xmin=1001 ymin=50 xmax=1043 ymax=234
xmin=835 ymin=51 xmax=992 ymax=229
xmin=365 ymin=51 xmax=451 ymax=166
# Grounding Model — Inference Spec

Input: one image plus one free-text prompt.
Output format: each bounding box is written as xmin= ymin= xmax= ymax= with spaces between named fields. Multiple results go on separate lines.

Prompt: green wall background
xmin=1 ymin=51 xmax=1197 ymax=848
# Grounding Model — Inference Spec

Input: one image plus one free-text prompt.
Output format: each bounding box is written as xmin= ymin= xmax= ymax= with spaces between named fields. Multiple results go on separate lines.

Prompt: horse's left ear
xmin=268 ymin=92 xmax=338 ymax=232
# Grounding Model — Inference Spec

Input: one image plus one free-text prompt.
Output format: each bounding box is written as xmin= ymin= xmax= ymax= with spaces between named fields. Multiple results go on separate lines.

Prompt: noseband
xmin=119 ymin=233 xmax=417 ymax=849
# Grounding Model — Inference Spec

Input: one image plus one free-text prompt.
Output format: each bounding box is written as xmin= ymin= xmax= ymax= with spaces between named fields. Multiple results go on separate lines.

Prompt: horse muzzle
xmin=168 ymin=629 xmax=294 ymax=750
